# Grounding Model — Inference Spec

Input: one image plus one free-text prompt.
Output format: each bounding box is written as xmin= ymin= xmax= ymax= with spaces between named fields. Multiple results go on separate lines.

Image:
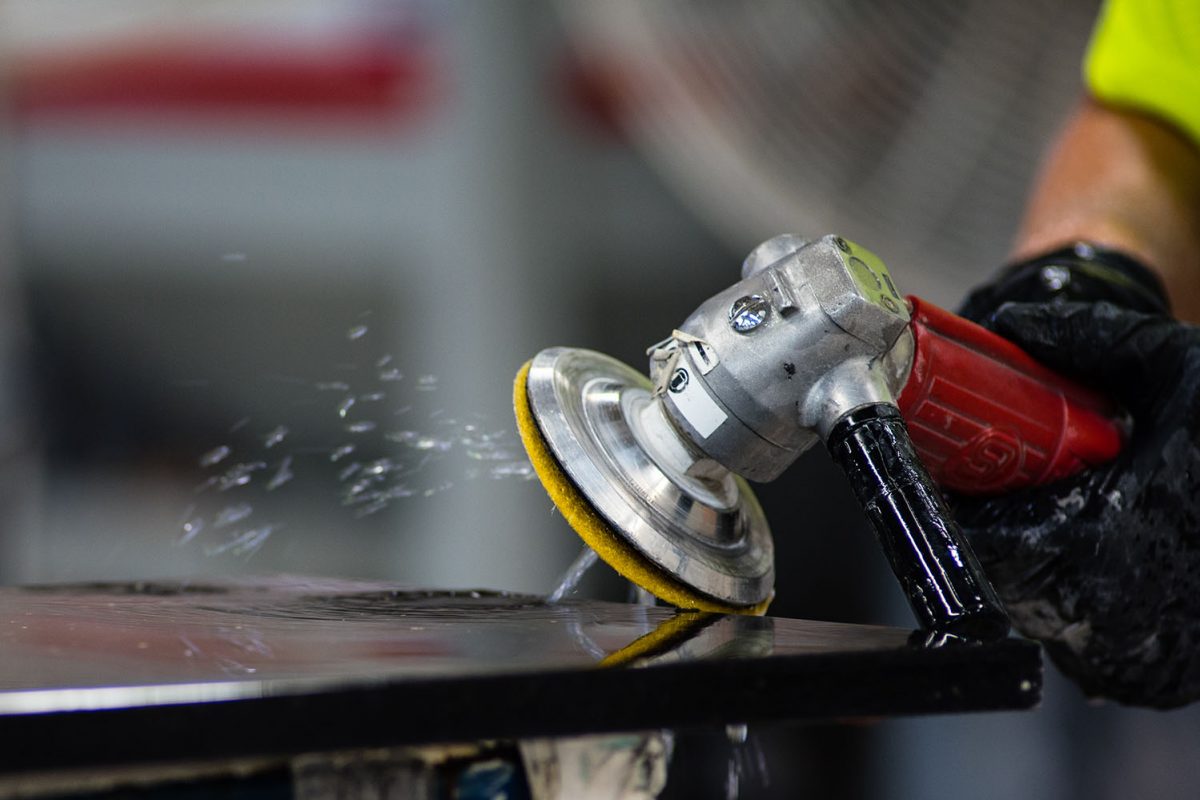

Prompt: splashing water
xmin=199 ymin=445 xmax=232 ymax=468
xmin=724 ymin=724 xmax=768 ymax=799
xmin=361 ymin=458 xmax=397 ymax=477
xmin=213 ymin=503 xmax=253 ymax=528
xmin=384 ymin=430 xmax=454 ymax=452
xmin=185 ymin=311 xmax=537 ymax=560
xmin=262 ymin=426 xmax=288 ymax=448
xmin=489 ymin=461 xmax=534 ymax=480
xmin=548 ymin=547 xmax=600 ymax=603
xmin=179 ymin=516 xmax=205 ymax=545
xmin=217 ymin=462 xmax=267 ymax=491
xmin=266 ymin=456 xmax=293 ymax=491
xmin=205 ymin=525 xmax=279 ymax=557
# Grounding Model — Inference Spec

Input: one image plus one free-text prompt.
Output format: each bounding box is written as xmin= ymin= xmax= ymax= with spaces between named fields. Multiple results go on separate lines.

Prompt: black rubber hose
xmin=827 ymin=404 xmax=1009 ymax=640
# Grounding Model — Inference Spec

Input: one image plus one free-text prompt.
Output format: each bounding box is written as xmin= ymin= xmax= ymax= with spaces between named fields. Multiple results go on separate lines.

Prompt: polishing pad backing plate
xmin=521 ymin=347 xmax=774 ymax=609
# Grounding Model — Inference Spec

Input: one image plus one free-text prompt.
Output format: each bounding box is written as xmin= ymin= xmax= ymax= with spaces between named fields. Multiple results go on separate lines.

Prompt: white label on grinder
xmin=667 ymin=367 xmax=727 ymax=438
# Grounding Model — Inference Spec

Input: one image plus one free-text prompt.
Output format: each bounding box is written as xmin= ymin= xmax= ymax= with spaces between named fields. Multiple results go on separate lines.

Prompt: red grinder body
xmin=896 ymin=296 xmax=1124 ymax=495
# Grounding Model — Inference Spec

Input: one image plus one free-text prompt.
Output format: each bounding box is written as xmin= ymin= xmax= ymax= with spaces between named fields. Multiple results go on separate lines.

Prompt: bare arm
xmin=1012 ymin=97 xmax=1200 ymax=322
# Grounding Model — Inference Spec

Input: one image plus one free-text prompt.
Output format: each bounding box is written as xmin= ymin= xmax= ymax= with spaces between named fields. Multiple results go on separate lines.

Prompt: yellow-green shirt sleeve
xmin=1085 ymin=0 xmax=1200 ymax=146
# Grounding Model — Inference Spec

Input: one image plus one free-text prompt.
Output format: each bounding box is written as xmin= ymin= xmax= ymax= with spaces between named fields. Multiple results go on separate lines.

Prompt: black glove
xmin=958 ymin=242 xmax=1171 ymax=319
xmin=952 ymin=273 xmax=1200 ymax=705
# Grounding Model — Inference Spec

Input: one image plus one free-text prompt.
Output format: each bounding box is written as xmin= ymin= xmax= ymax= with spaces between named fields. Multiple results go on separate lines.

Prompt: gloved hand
xmin=952 ymin=249 xmax=1200 ymax=707
xmin=958 ymin=242 xmax=1170 ymax=318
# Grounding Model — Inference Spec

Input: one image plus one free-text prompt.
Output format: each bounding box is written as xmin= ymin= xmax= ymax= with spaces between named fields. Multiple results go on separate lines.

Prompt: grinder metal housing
xmin=520 ymin=235 xmax=1008 ymax=637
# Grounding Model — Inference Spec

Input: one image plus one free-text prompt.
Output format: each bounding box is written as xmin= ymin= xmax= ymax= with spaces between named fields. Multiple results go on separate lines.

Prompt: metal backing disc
xmin=526 ymin=347 xmax=774 ymax=607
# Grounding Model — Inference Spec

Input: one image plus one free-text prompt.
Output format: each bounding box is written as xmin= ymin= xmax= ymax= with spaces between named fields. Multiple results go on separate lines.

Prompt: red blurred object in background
xmin=8 ymin=6 xmax=439 ymax=131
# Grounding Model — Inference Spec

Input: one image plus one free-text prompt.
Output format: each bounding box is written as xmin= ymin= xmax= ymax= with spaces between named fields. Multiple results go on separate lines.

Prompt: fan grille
xmin=568 ymin=0 xmax=1100 ymax=304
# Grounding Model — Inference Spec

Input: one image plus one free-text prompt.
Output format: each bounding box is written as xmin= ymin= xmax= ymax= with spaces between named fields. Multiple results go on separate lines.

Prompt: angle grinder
xmin=515 ymin=234 xmax=1123 ymax=638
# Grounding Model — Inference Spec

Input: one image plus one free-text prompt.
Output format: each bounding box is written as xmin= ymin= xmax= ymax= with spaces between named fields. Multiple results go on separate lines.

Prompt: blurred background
xmin=1 ymin=1 xmax=1198 ymax=797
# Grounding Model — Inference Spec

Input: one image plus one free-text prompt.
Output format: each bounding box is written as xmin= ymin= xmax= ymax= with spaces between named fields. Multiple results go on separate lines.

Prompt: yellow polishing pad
xmin=514 ymin=360 xmax=771 ymax=616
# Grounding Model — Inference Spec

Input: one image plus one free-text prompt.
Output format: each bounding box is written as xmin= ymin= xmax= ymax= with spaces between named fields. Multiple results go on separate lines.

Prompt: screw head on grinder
xmin=728 ymin=295 xmax=771 ymax=333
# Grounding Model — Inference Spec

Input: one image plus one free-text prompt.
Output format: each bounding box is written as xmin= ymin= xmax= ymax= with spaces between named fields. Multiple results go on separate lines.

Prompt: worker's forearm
xmin=1011 ymin=97 xmax=1200 ymax=322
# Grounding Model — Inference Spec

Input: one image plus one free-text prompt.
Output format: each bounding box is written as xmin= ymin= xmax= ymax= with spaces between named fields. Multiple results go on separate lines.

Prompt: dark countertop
xmin=0 ymin=576 xmax=1040 ymax=775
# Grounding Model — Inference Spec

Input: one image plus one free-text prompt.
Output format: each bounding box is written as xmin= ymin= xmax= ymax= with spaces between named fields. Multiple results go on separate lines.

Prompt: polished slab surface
xmin=0 ymin=577 xmax=1040 ymax=774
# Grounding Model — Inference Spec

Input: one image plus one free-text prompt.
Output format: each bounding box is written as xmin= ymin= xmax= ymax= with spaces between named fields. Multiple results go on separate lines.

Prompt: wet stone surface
xmin=0 ymin=576 xmax=1040 ymax=775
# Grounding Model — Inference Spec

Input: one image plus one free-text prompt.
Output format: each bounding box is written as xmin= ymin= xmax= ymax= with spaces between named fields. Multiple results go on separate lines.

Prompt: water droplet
xmin=376 ymin=354 xmax=393 ymax=367
xmin=217 ymin=462 xmax=268 ymax=491
xmin=362 ymin=459 xmax=397 ymax=477
xmin=200 ymin=446 xmax=232 ymax=468
xmin=316 ymin=381 xmax=350 ymax=392
xmin=214 ymin=503 xmax=253 ymax=529
xmin=489 ymin=461 xmax=535 ymax=480
xmin=229 ymin=417 xmax=251 ymax=433
xmin=421 ymin=481 xmax=453 ymax=498
xmin=346 ymin=421 xmax=377 ymax=434
xmin=355 ymin=500 xmax=389 ymax=518
xmin=347 ymin=324 xmax=369 ymax=341
xmin=336 ymin=396 xmax=356 ymax=418
xmin=548 ymin=547 xmax=599 ymax=602
xmin=330 ymin=444 xmax=356 ymax=462
xmin=416 ymin=375 xmax=438 ymax=392
xmin=206 ymin=525 xmax=278 ymax=557
xmin=359 ymin=391 xmax=385 ymax=402
xmin=266 ymin=456 xmax=294 ymax=491
xmin=344 ymin=476 xmax=382 ymax=500
xmin=221 ymin=252 xmax=248 ymax=263
xmin=179 ymin=517 xmax=205 ymax=544
xmin=379 ymin=368 xmax=404 ymax=382
xmin=338 ymin=462 xmax=362 ymax=481
xmin=385 ymin=431 xmax=452 ymax=452
xmin=262 ymin=425 xmax=288 ymax=448
xmin=463 ymin=437 xmax=520 ymax=461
